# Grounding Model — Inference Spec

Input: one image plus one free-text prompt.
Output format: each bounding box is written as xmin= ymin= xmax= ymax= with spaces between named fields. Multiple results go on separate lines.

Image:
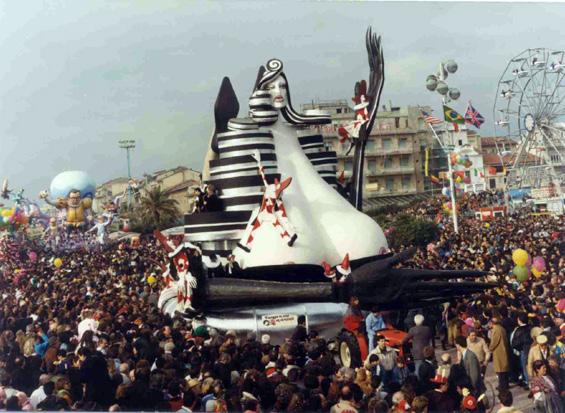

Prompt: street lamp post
xmin=118 ymin=139 xmax=136 ymax=210
xmin=425 ymin=60 xmax=460 ymax=234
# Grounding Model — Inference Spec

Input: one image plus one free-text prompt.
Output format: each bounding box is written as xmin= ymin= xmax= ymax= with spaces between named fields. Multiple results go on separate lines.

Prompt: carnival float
xmin=150 ymin=28 xmax=495 ymax=366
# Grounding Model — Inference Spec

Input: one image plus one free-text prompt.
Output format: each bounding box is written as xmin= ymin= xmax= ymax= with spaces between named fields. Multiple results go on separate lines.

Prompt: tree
xmin=382 ymin=214 xmax=438 ymax=250
xmin=129 ymin=186 xmax=181 ymax=233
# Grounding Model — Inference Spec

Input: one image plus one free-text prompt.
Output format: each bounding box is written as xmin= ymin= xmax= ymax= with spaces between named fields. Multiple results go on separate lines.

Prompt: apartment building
xmin=302 ymin=100 xmax=445 ymax=208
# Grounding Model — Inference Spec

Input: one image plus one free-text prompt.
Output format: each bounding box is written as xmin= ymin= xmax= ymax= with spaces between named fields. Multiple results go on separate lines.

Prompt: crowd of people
xmin=0 ymin=191 xmax=561 ymax=412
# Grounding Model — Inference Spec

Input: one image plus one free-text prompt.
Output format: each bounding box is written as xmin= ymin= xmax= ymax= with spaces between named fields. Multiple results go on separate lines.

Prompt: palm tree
xmin=131 ymin=186 xmax=181 ymax=232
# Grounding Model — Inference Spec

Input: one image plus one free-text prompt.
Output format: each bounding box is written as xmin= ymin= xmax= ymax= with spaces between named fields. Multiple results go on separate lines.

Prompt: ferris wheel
xmin=493 ymin=48 xmax=565 ymax=199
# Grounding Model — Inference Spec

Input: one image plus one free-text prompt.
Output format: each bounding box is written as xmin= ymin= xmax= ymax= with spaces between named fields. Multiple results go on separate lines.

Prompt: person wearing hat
xmin=527 ymin=333 xmax=551 ymax=380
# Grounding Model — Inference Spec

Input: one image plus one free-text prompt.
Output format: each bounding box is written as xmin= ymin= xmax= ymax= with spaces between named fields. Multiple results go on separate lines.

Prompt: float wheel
xmin=337 ymin=331 xmax=362 ymax=368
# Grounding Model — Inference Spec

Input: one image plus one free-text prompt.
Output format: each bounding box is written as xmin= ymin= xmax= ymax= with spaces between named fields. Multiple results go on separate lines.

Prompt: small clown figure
xmin=337 ymin=80 xmax=370 ymax=153
xmin=237 ymin=152 xmax=297 ymax=253
xmin=169 ymin=245 xmax=198 ymax=312
xmin=335 ymin=254 xmax=351 ymax=284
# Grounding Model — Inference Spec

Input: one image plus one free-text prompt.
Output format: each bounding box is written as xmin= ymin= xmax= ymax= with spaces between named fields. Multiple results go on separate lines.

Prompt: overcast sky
xmin=1 ymin=1 xmax=564 ymax=196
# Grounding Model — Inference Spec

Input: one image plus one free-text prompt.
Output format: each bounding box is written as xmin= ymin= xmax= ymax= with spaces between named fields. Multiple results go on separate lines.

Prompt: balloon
xmin=441 ymin=187 xmax=451 ymax=197
xmin=512 ymin=249 xmax=529 ymax=266
xmin=532 ymin=256 xmax=546 ymax=272
xmin=147 ymin=275 xmax=157 ymax=285
xmin=513 ymin=265 xmax=529 ymax=282
xmin=53 ymin=258 xmax=63 ymax=268
xmin=531 ymin=268 xmax=542 ymax=279
xmin=484 ymin=223 xmax=490 ymax=229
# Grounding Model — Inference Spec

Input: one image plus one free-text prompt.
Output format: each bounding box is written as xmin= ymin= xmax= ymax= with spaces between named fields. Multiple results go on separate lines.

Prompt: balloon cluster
xmin=512 ymin=248 xmax=546 ymax=282
xmin=0 ymin=207 xmax=29 ymax=229
xmin=450 ymin=153 xmax=473 ymax=169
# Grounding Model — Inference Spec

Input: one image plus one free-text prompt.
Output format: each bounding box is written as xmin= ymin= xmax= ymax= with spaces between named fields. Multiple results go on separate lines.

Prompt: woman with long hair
xmin=231 ymin=58 xmax=387 ymax=269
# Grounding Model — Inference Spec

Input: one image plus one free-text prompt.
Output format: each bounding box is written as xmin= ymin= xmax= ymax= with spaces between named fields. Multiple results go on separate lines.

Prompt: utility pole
xmin=118 ymin=139 xmax=136 ymax=210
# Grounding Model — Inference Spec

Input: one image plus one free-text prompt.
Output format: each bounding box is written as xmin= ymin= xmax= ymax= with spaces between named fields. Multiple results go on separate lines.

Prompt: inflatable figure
xmin=39 ymin=189 xmax=92 ymax=231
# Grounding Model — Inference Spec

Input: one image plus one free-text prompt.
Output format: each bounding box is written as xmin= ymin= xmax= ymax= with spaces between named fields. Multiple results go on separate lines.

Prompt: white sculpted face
xmin=266 ymin=76 xmax=288 ymax=109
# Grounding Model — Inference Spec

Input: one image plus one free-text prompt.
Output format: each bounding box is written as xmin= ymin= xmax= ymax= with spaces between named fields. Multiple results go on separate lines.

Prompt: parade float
xmin=156 ymin=28 xmax=495 ymax=366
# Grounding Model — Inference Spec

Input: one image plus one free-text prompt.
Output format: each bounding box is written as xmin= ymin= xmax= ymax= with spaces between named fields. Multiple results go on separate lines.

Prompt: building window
xmin=400 ymin=155 xmax=410 ymax=167
xmin=395 ymin=117 xmax=400 ymax=128
xmin=337 ymin=108 xmax=342 ymax=114
xmin=366 ymin=139 xmax=375 ymax=152
xmin=458 ymin=139 xmax=463 ymax=146
xmin=399 ymin=138 xmax=407 ymax=149
xmin=345 ymin=161 xmax=353 ymax=172
xmin=368 ymin=160 xmax=377 ymax=173
xmin=402 ymin=176 xmax=411 ymax=189
xmin=489 ymin=178 xmax=496 ymax=189
xmin=384 ymin=158 xmax=393 ymax=169
xmin=386 ymin=177 xmax=394 ymax=191
xmin=382 ymin=138 xmax=391 ymax=150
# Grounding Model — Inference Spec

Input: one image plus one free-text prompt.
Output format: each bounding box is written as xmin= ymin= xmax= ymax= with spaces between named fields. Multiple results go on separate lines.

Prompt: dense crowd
xmin=0 ymin=191 xmax=562 ymax=412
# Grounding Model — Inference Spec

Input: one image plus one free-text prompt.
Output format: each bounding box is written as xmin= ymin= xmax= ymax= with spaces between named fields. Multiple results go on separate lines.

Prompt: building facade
xmin=144 ymin=167 xmax=201 ymax=214
xmin=302 ymin=100 xmax=446 ymax=209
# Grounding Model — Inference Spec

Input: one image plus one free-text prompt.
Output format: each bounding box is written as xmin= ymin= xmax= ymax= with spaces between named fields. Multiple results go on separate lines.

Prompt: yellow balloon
xmin=485 ymin=223 xmax=490 ymax=229
xmin=147 ymin=275 xmax=157 ymax=285
xmin=512 ymin=249 xmax=529 ymax=267
xmin=531 ymin=268 xmax=542 ymax=279
xmin=53 ymin=258 xmax=63 ymax=268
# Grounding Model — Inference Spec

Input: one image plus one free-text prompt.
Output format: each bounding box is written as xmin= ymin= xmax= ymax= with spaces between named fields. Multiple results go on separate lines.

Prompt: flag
xmin=424 ymin=147 xmax=429 ymax=177
xmin=420 ymin=109 xmax=443 ymax=125
xmin=443 ymin=105 xmax=465 ymax=124
xmin=464 ymin=101 xmax=485 ymax=129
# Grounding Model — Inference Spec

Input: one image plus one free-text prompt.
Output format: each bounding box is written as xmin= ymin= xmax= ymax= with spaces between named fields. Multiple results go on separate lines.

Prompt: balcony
xmin=366 ymin=147 xmax=416 ymax=156
xmin=366 ymin=166 xmax=415 ymax=176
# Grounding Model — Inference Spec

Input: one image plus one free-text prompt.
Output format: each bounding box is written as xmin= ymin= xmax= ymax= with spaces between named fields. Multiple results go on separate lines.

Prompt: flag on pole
xmin=424 ymin=147 xmax=429 ymax=176
xmin=464 ymin=101 xmax=485 ymax=129
xmin=443 ymin=105 xmax=465 ymax=124
xmin=420 ymin=108 xmax=443 ymax=125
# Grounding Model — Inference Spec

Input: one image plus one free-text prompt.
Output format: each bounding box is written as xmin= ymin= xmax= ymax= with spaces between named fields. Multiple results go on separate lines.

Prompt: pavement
xmin=439 ymin=346 xmax=534 ymax=413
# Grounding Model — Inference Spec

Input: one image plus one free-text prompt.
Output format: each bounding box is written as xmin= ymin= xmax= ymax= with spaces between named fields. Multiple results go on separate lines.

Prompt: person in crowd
xmin=402 ymin=314 xmax=433 ymax=376
xmin=365 ymin=307 xmax=386 ymax=352
xmin=529 ymin=360 xmax=564 ymax=413
xmin=527 ymin=333 xmax=552 ymax=380
xmin=366 ymin=334 xmax=397 ymax=392
xmin=489 ymin=313 xmax=511 ymax=393
xmin=467 ymin=328 xmax=491 ymax=376
xmin=496 ymin=390 xmax=524 ymax=413
xmin=511 ymin=312 xmax=532 ymax=389
xmin=455 ymin=336 xmax=485 ymax=395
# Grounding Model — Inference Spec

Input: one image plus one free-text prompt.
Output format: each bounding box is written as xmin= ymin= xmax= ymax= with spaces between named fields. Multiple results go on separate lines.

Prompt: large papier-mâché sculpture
xmin=157 ymin=28 xmax=494 ymax=331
